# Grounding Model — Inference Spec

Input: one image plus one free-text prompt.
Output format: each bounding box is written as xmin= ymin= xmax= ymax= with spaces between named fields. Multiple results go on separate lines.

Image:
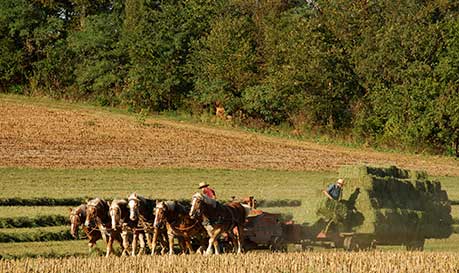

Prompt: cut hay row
xmin=0 ymin=215 xmax=68 ymax=228
xmin=0 ymin=226 xmax=72 ymax=243
xmin=1 ymin=251 xmax=458 ymax=273
xmin=0 ymin=198 xmax=85 ymax=207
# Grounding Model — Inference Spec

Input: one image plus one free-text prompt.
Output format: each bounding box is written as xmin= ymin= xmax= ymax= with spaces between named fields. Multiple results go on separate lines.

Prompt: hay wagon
xmin=242 ymin=165 xmax=452 ymax=252
xmin=308 ymin=165 xmax=452 ymax=251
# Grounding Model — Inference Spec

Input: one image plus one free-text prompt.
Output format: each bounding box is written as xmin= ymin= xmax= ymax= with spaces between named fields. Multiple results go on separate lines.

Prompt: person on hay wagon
xmin=323 ymin=178 xmax=345 ymax=201
xmin=317 ymin=178 xmax=345 ymax=238
xmin=199 ymin=182 xmax=217 ymax=199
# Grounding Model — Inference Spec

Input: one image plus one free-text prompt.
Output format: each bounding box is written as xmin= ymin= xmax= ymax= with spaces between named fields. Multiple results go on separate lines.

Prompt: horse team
xmin=69 ymin=192 xmax=251 ymax=256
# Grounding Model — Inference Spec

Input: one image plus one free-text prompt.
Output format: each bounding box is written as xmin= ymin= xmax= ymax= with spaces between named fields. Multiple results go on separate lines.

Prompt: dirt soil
xmin=1 ymin=98 xmax=458 ymax=176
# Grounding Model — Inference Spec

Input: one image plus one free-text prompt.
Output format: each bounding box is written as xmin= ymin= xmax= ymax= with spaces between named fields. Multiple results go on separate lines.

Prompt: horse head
xmin=190 ymin=192 xmax=213 ymax=219
xmin=154 ymin=201 xmax=176 ymax=229
xmin=69 ymin=205 xmax=85 ymax=239
xmin=128 ymin=193 xmax=140 ymax=221
xmin=84 ymin=198 xmax=106 ymax=228
xmin=154 ymin=201 xmax=166 ymax=229
xmin=110 ymin=199 xmax=127 ymax=231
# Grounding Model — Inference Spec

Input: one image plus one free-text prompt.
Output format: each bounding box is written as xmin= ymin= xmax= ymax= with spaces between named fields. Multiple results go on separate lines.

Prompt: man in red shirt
xmin=198 ymin=182 xmax=216 ymax=199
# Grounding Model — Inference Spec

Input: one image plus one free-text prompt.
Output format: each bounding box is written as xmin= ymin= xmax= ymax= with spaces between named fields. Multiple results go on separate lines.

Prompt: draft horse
xmin=109 ymin=199 xmax=146 ymax=256
xmin=128 ymin=193 xmax=168 ymax=255
xmin=153 ymin=200 xmax=207 ymax=255
xmin=69 ymin=204 xmax=102 ymax=250
xmin=84 ymin=198 xmax=123 ymax=256
xmin=189 ymin=192 xmax=250 ymax=255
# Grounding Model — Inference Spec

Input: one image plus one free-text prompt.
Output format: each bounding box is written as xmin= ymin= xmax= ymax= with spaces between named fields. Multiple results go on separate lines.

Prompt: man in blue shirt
xmin=317 ymin=178 xmax=345 ymax=238
xmin=323 ymin=178 xmax=345 ymax=200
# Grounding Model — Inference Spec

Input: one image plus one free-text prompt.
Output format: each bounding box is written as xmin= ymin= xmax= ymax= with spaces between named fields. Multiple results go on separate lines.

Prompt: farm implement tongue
xmin=316 ymin=218 xmax=334 ymax=239
xmin=316 ymin=231 xmax=327 ymax=239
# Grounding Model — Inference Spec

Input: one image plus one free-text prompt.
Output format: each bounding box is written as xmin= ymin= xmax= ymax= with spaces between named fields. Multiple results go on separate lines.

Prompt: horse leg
xmin=131 ymin=232 xmax=138 ymax=256
xmin=205 ymin=235 xmax=215 ymax=255
xmin=138 ymin=232 xmax=146 ymax=255
xmin=160 ymin=230 xmax=169 ymax=255
xmin=121 ymin=230 xmax=130 ymax=256
xmin=195 ymin=237 xmax=206 ymax=254
xmin=106 ymin=234 xmax=114 ymax=257
xmin=88 ymin=241 xmax=96 ymax=252
xmin=212 ymin=235 xmax=220 ymax=255
xmin=206 ymin=228 xmax=221 ymax=255
xmin=98 ymin=224 xmax=108 ymax=244
xmin=235 ymin=225 xmax=244 ymax=254
xmin=177 ymin=237 xmax=186 ymax=254
xmin=87 ymin=233 xmax=98 ymax=253
xmin=183 ymin=236 xmax=194 ymax=254
xmin=145 ymin=231 xmax=153 ymax=254
xmin=114 ymin=230 xmax=125 ymax=256
xmin=167 ymin=231 xmax=175 ymax=255
xmin=151 ymin=228 xmax=159 ymax=255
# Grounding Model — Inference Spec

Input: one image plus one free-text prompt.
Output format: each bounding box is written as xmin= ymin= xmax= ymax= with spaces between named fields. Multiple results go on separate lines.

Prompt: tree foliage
xmin=1 ymin=0 xmax=459 ymax=155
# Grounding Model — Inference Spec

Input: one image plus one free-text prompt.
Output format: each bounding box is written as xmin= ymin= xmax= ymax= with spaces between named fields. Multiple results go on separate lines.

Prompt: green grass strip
xmin=0 ymin=227 xmax=72 ymax=243
xmin=0 ymin=197 xmax=85 ymax=206
xmin=0 ymin=215 xmax=68 ymax=228
xmin=257 ymin=199 xmax=301 ymax=207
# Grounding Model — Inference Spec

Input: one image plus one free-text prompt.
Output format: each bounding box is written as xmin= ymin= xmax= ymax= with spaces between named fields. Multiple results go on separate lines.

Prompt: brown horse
xmin=84 ymin=198 xmax=123 ymax=257
xmin=109 ymin=199 xmax=146 ymax=256
xmin=189 ymin=192 xmax=250 ymax=255
xmin=69 ymin=204 xmax=102 ymax=250
xmin=153 ymin=200 xmax=207 ymax=255
xmin=127 ymin=193 xmax=168 ymax=255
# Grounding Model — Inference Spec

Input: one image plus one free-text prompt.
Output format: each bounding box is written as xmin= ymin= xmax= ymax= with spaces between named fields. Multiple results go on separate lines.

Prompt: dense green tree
xmin=67 ymin=6 xmax=125 ymax=105
xmin=190 ymin=8 xmax=258 ymax=115
xmin=431 ymin=17 xmax=459 ymax=155
xmin=0 ymin=0 xmax=43 ymax=92
xmin=122 ymin=0 xmax=221 ymax=112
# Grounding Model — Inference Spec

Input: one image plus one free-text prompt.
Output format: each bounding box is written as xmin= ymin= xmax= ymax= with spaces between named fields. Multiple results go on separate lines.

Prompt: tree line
xmin=1 ymin=0 xmax=458 ymax=156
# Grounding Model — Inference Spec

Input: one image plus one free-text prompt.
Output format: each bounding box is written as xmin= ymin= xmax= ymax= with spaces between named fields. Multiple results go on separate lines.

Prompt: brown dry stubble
xmin=0 ymin=99 xmax=458 ymax=176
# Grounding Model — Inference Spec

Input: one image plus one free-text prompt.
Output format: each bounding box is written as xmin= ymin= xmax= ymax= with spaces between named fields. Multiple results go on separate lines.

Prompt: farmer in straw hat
xmin=323 ymin=178 xmax=345 ymax=200
xmin=198 ymin=182 xmax=217 ymax=199
xmin=317 ymin=178 xmax=345 ymax=238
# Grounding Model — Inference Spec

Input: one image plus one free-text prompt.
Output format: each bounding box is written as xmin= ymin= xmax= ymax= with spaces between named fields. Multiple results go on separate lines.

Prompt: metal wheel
xmin=269 ymin=236 xmax=286 ymax=252
xmin=405 ymin=239 xmax=425 ymax=251
xmin=343 ymin=236 xmax=355 ymax=251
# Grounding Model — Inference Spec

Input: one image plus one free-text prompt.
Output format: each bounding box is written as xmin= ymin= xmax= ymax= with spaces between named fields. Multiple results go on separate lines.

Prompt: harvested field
xmin=2 ymin=252 xmax=459 ymax=273
xmin=1 ymin=96 xmax=458 ymax=176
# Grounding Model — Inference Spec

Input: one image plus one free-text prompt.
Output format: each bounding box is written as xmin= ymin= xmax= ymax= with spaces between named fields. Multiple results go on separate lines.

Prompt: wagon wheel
xmin=405 ymin=239 xmax=425 ymax=251
xmin=343 ymin=236 xmax=355 ymax=251
xmin=343 ymin=236 xmax=374 ymax=251
xmin=269 ymin=236 xmax=286 ymax=252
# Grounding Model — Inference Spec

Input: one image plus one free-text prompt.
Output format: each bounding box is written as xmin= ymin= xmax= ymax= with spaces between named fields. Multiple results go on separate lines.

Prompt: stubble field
xmin=1 ymin=95 xmax=458 ymax=176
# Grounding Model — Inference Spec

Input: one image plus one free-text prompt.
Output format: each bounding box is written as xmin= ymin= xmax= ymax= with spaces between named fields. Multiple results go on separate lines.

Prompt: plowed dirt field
xmin=1 ymin=97 xmax=458 ymax=176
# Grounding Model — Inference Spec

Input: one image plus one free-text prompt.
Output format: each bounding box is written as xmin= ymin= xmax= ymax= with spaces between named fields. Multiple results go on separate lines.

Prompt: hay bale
xmin=316 ymin=165 xmax=452 ymax=241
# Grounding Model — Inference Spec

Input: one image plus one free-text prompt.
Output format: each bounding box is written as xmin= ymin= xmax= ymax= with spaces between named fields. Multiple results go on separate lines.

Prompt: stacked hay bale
xmin=317 ymin=165 xmax=452 ymax=246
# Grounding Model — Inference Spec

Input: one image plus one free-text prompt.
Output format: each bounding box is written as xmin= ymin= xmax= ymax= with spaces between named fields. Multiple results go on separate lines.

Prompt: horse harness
xmin=202 ymin=202 xmax=238 ymax=229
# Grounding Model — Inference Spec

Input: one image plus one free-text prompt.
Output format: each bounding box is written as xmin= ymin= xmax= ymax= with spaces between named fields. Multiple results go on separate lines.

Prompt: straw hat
xmin=337 ymin=178 xmax=345 ymax=186
xmin=198 ymin=182 xmax=209 ymax=189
